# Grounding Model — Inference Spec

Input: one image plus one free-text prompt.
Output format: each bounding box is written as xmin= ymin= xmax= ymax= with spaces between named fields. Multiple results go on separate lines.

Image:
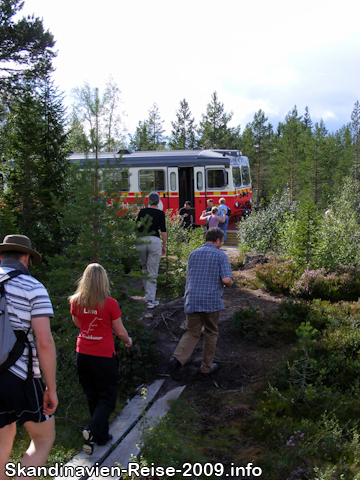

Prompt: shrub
xmin=231 ymin=299 xmax=311 ymax=346
xmin=255 ymin=257 xmax=302 ymax=295
xmin=116 ymin=319 xmax=158 ymax=392
xmin=314 ymin=177 xmax=360 ymax=270
xmin=237 ymin=188 xmax=298 ymax=254
xmin=291 ymin=265 xmax=360 ymax=302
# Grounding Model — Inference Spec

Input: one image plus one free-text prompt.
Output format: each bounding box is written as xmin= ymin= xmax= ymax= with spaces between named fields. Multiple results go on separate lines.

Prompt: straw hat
xmin=0 ymin=235 xmax=41 ymax=265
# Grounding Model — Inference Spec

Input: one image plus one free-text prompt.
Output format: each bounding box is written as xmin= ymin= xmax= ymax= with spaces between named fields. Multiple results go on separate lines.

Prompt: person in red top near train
xmin=69 ymin=263 xmax=132 ymax=455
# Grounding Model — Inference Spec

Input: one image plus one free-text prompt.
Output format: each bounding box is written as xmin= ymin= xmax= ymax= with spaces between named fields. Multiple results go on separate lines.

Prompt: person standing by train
xmin=136 ymin=192 xmax=167 ymax=309
xmin=200 ymin=207 xmax=226 ymax=229
xmin=217 ymin=197 xmax=231 ymax=243
xmin=205 ymin=199 xmax=214 ymax=229
xmin=179 ymin=201 xmax=194 ymax=229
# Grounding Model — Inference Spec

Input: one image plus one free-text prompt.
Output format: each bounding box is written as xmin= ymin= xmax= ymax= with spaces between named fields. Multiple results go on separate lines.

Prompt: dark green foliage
xmin=169 ymin=99 xmax=199 ymax=150
xmin=2 ymin=79 xmax=71 ymax=257
xmin=255 ymin=257 xmax=301 ymax=295
xmin=245 ymin=300 xmax=360 ymax=478
xmin=237 ymin=188 xmax=298 ymax=254
xmin=129 ymin=103 xmax=166 ymax=151
xmin=279 ymin=198 xmax=321 ymax=266
xmin=0 ymin=0 xmax=56 ymax=93
xmin=198 ymin=91 xmax=240 ymax=149
xmin=241 ymin=109 xmax=273 ymax=210
xmin=116 ymin=319 xmax=158 ymax=392
xmin=231 ymin=299 xmax=311 ymax=346
xmin=292 ymin=265 xmax=360 ymax=301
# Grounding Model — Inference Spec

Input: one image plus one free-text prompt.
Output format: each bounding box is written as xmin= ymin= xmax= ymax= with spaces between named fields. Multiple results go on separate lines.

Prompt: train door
xmin=178 ymin=167 xmax=194 ymax=212
xmin=194 ymin=166 xmax=205 ymax=225
xmin=167 ymin=167 xmax=178 ymax=213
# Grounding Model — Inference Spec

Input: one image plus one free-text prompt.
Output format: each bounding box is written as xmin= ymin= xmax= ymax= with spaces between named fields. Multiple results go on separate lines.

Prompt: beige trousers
xmin=173 ymin=311 xmax=220 ymax=373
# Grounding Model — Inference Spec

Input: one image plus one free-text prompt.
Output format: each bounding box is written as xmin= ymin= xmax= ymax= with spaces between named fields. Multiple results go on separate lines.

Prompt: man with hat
xmin=0 ymin=235 xmax=57 ymax=479
xmin=179 ymin=201 xmax=194 ymax=229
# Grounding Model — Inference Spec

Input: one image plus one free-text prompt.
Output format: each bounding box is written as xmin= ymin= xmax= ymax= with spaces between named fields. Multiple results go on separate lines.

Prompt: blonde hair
xmin=211 ymin=206 xmax=218 ymax=214
xmin=68 ymin=263 xmax=110 ymax=311
xmin=219 ymin=197 xmax=226 ymax=204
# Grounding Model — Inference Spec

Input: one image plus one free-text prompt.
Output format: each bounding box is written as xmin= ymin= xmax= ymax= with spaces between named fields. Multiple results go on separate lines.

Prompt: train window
xmin=139 ymin=170 xmax=165 ymax=191
xmin=241 ymin=166 xmax=251 ymax=186
xmin=170 ymin=172 xmax=176 ymax=191
xmin=207 ymin=169 xmax=226 ymax=188
xmin=197 ymin=172 xmax=203 ymax=190
xmin=107 ymin=170 xmax=130 ymax=191
xmin=233 ymin=166 xmax=242 ymax=187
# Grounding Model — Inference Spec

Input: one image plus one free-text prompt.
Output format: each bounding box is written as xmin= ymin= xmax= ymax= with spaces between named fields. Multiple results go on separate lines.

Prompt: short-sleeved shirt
xmin=208 ymin=215 xmax=221 ymax=228
xmin=184 ymin=243 xmax=233 ymax=313
xmin=71 ymin=297 xmax=121 ymax=357
xmin=136 ymin=207 xmax=166 ymax=238
xmin=218 ymin=204 xmax=230 ymax=217
xmin=0 ymin=260 xmax=54 ymax=381
xmin=179 ymin=207 xmax=193 ymax=227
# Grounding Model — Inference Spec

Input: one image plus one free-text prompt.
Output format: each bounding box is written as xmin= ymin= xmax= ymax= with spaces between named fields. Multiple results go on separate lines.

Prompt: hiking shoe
xmin=168 ymin=357 xmax=182 ymax=381
xmin=147 ymin=300 xmax=159 ymax=309
xmin=97 ymin=434 xmax=113 ymax=446
xmin=82 ymin=429 xmax=94 ymax=455
xmin=201 ymin=363 xmax=219 ymax=376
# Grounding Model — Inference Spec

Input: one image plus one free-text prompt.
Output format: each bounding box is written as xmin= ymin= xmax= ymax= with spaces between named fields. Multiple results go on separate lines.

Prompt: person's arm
xmin=200 ymin=210 xmax=210 ymax=220
xmin=72 ymin=315 xmax=80 ymax=328
xmin=190 ymin=214 xmax=194 ymax=224
xmin=218 ymin=215 xmax=226 ymax=223
xmin=161 ymin=231 xmax=167 ymax=256
xmin=112 ymin=317 xmax=132 ymax=347
xmin=31 ymin=317 xmax=58 ymax=415
xmin=222 ymin=276 xmax=233 ymax=287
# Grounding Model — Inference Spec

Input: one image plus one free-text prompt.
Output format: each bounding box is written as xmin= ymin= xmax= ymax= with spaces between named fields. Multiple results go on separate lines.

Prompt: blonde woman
xmin=200 ymin=206 xmax=226 ymax=229
xmin=69 ymin=263 xmax=132 ymax=455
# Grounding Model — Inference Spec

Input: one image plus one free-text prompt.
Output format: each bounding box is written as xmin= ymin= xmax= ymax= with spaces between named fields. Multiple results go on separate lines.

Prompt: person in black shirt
xmin=136 ymin=192 xmax=167 ymax=309
xmin=179 ymin=201 xmax=193 ymax=229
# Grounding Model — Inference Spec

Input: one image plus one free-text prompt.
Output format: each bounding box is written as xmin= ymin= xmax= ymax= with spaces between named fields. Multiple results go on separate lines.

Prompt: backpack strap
xmin=0 ymin=270 xmax=33 ymax=383
xmin=0 ymin=270 xmax=23 ymax=294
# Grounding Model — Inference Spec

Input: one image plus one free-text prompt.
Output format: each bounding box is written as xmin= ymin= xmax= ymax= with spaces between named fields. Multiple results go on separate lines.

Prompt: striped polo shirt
xmin=0 ymin=260 xmax=54 ymax=381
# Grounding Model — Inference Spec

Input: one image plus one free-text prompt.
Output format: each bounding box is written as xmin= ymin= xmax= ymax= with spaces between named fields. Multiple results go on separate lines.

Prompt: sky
xmin=18 ymin=0 xmax=360 ymax=143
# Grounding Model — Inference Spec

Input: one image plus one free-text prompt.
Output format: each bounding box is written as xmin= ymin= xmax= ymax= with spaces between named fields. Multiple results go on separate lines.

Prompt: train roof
xmin=68 ymin=149 xmax=249 ymax=168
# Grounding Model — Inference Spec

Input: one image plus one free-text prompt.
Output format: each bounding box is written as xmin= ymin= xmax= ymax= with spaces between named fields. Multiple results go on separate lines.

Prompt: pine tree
xmin=273 ymin=106 xmax=304 ymax=202
xmin=4 ymin=79 xmax=71 ymax=256
xmin=302 ymin=106 xmax=313 ymax=131
xmin=147 ymin=103 xmax=166 ymax=150
xmin=351 ymin=100 xmax=360 ymax=181
xmin=129 ymin=121 xmax=153 ymax=151
xmin=0 ymin=0 xmax=56 ymax=94
xmin=198 ymin=91 xmax=240 ymax=149
xmin=248 ymin=110 xmax=273 ymax=209
xmin=169 ymin=99 xmax=198 ymax=150
xmin=302 ymin=120 xmax=328 ymax=206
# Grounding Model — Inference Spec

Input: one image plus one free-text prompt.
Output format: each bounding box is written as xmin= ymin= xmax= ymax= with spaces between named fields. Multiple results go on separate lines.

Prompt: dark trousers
xmin=76 ymin=352 xmax=119 ymax=444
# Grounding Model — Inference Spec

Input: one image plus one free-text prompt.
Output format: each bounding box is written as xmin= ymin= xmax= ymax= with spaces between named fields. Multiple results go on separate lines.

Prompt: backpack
xmin=0 ymin=270 xmax=33 ymax=383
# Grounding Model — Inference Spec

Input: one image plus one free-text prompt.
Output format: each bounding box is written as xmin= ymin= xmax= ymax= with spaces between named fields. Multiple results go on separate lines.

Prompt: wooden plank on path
xmin=95 ymin=385 xmax=186 ymax=480
xmin=54 ymin=379 xmax=164 ymax=480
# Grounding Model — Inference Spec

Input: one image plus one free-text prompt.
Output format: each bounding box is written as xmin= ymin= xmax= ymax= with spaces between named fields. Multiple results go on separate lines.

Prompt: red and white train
xmin=69 ymin=149 xmax=252 ymax=225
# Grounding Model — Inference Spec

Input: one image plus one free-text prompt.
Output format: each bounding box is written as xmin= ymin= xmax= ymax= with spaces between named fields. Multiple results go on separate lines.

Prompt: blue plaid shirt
xmin=184 ymin=243 xmax=233 ymax=313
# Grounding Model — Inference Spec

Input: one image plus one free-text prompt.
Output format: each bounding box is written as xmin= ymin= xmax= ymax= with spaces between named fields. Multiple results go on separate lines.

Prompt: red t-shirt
xmin=70 ymin=297 xmax=122 ymax=357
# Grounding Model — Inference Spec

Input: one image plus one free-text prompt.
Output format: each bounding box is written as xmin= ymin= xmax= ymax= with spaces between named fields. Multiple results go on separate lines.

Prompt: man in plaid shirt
xmin=169 ymin=228 xmax=233 ymax=381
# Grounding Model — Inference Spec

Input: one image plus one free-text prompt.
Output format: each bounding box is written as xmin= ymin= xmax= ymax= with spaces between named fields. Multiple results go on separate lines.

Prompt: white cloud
xmin=17 ymin=0 xmax=360 ymax=136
